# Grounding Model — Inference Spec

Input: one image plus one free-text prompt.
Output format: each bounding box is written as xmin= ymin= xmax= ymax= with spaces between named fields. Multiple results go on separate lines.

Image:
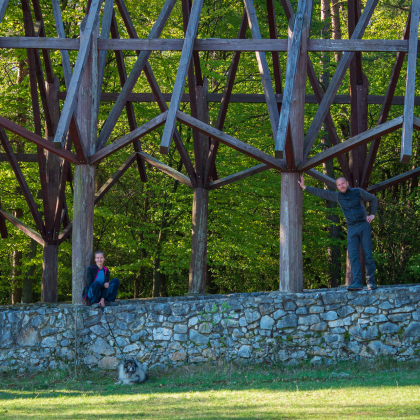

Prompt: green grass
xmin=1 ymin=359 xmax=420 ymax=419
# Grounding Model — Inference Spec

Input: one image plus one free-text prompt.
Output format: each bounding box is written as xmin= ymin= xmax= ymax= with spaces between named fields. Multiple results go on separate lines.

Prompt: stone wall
xmin=1 ymin=285 xmax=420 ymax=372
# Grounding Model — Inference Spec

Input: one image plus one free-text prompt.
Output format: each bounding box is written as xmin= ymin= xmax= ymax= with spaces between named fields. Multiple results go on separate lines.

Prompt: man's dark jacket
xmin=305 ymin=187 xmax=378 ymax=225
xmin=82 ymin=264 xmax=111 ymax=299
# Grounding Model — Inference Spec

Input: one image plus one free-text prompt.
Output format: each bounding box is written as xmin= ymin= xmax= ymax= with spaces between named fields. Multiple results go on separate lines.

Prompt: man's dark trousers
xmin=348 ymin=222 xmax=375 ymax=286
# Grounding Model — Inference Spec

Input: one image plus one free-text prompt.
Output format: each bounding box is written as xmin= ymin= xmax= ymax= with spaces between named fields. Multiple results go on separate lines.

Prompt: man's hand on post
xmin=366 ymin=215 xmax=375 ymax=223
xmin=297 ymin=175 xmax=305 ymax=190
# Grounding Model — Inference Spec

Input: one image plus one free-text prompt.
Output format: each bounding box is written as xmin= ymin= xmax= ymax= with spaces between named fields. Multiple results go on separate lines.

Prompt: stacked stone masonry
xmin=1 ymin=285 xmax=420 ymax=372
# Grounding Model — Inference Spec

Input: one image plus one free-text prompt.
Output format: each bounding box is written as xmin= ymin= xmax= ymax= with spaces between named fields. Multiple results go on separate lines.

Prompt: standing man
xmin=298 ymin=176 xmax=378 ymax=290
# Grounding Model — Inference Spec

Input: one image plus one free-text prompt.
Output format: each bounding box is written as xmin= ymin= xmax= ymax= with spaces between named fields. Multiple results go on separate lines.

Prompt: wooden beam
xmin=58 ymin=91 xmax=420 ymax=106
xmin=0 ymin=207 xmax=45 ymax=246
xmin=1 ymin=37 xmax=418 ymax=52
xmin=95 ymin=152 xmax=137 ymax=204
xmin=138 ymin=151 xmax=193 ymax=188
xmin=209 ymin=164 xmax=269 ymax=190
xmin=90 ymin=112 xmax=168 ymax=164
xmin=0 ymin=116 xmax=80 ymax=163
xmin=303 ymin=0 xmax=380 ymax=159
xmin=97 ymin=0 xmax=177 ymax=151
xmin=367 ymin=166 xmax=420 ymax=194
xmin=243 ymin=0 xmax=279 ymax=141
xmin=160 ymin=0 xmax=204 ymax=154
xmin=305 ymin=168 xmax=337 ymax=190
xmin=0 ymin=199 xmax=7 ymax=238
xmin=361 ymin=14 xmax=411 ymax=188
xmin=177 ymin=111 xmax=287 ymax=171
xmin=58 ymin=222 xmax=72 ymax=245
xmin=53 ymin=0 xmax=103 ymax=149
xmin=0 ymin=128 xmax=45 ymax=236
xmin=299 ymin=116 xmax=403 ymax=172
xmin=401 ymin=0 xmax=420 ymax=164
xmin=51 ymin=0 xmax=73 ymax=89
xmin=0 ymin=153 xmax=39 ymax=162
xmin=276 ymin=0 xmax=306 ymax=157
xmin=110 ymin=10 xmax=147 ymax=182
xmin=97 ymin=0 xmax=115 ymax=109
xmin=0 ymin=0 xmax=9 ymax=25
xmin=413 ymin=115 xmax=420 ymax=129
xmin=204 ymin=11 xmax=248 ymax=187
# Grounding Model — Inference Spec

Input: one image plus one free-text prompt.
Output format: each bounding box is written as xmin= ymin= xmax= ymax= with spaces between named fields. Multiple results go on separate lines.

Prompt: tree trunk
xmin=21 ymin=239 xmax=37 ymax=303
xmin=11 ymin=209 xmax=23 ymax=304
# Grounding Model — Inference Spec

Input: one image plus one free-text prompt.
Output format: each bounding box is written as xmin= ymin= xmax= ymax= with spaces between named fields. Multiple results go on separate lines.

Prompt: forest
xmin=0 ymin=0 xmax=419 ymax=305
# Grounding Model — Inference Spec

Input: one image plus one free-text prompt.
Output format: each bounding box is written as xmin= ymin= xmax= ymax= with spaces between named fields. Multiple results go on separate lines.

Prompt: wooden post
xmin=188 ymin=81 xmax=209 ymax=294
xmin=41 ymin=76 xmax=62 ymax=302
xmin=72 ymin=17 xmax=98 ymax=305
xmin=279 ymin=7 xmax=309 ymax=292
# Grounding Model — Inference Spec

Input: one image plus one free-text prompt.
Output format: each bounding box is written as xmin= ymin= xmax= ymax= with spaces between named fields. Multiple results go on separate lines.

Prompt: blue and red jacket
xmin=82 ymin=264 xmax=111 ymax=299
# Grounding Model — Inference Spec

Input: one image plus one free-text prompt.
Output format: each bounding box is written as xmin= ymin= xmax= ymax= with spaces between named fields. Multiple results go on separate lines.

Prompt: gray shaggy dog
xmin=117 ymin=359 xmax=148 ymax=385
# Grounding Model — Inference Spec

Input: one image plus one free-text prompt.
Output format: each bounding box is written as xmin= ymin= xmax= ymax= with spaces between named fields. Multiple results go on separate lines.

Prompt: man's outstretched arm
xmin=298 ymin=175 xmax=339 ymax=203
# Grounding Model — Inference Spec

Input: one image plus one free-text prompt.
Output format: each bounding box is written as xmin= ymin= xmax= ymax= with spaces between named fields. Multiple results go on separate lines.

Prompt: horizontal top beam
xmin=0 ymin=37 xmax=415 ymax=52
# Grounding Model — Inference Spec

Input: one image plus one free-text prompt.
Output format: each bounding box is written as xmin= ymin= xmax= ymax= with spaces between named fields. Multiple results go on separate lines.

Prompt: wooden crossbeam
xmin=1 ymin=37 xmax=418 ymax=52
xmin=209 ymin=164 xmax=269 ymax=190
xmin=110 ymin=10 xmax=147 ymax=182
xmin=361 ymin=14 xmax=411 ymax=188
xmin=160 ymin=0 xmax=204 ymax=154
xmin=90 ymin=112 xmax=168 ymax=164
xmin=95 ymin=152 xmax=137 ymax=204
xmin=401 ymin=0 xmax=420 ymax=164
xmin=0 ymin=153 xmax=38 ymax=162
xmin=204 ymin=11 xmax=248 ymax=187
xmin=276 ymin=0 xmax=306 ymax=157
xmin=97 ymin=0 xmax=176 ymax=151
xmin=0 ymin=116 xmax=80 ymax=163
xmin=243 ymin=0 xmax=278 ymax=141
xmin=0 ymin=207 xmax=45 ymax=246
xmin=303 ymin=0 xmax=380 ymax=159
xmin=0 ymin=129 xmax=45 ymax=236
xmin=138 ymin=151 xmax=193 ymax=188
xmin=367 ymin=166 xmax=420 ymax=194
xmin=58 ymin=222 xmax=72 ymax=245
xmin=58 ymin=91 xmax=420 ymax=105
xmin=305 ymin=169 xmax=337 ymax=190
xmin=299 ymin=116 xmax=403 ymax=172
xmin=177 ymin=111 xmax=287 ymax=171
xmin=413 ymin=115 xmax=420 ymax=129
xmin=53 ymin=0 xmax=103 ymax=150
xmin=0 ymin=0 xmax=10 ymax=25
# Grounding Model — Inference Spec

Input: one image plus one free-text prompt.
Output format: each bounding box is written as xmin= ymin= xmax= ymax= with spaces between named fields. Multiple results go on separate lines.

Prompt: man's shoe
xmin=366 ymin=280 xmax=377 ymax=290
xmin=347 ymin=282 xmax=364 ymax=291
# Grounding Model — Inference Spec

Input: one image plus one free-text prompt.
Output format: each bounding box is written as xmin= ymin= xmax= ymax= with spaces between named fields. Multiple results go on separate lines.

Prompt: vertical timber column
xmin=72 ymin=18 xmax=99 ymax=305
xmin=42 ymin=76 xmax=61 ymax=302
xmin=188 ymin=80 xmax=209 ymax=294
xmin=279 ymin=13 xmax=309 ymax=292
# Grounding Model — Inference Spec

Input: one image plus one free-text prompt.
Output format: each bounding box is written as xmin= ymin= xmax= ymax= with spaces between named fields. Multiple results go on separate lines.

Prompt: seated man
xmin=83 ymin=250 xmax=119 ymax=307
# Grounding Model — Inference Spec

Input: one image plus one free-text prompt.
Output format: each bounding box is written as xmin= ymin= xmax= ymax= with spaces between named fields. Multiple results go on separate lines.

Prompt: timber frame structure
xmin=0 ymin=0 xmax=419 ymax=303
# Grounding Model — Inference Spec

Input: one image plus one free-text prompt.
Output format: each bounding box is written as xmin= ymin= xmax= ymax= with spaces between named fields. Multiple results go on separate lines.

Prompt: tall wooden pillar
xmin=188 ymin=81 xmax=209 ymax=294
xmin=279 ymin=12 xmax=309 ymax=292
xmin=42 ymin=76 xmax=61 ymax=302
xmin=72 ymin=20 xmax=98 ymax=305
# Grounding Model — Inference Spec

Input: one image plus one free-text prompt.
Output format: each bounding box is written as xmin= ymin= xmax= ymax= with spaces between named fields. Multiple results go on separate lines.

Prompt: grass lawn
xmin=0 ymin=359 xmax=419 ymax=419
